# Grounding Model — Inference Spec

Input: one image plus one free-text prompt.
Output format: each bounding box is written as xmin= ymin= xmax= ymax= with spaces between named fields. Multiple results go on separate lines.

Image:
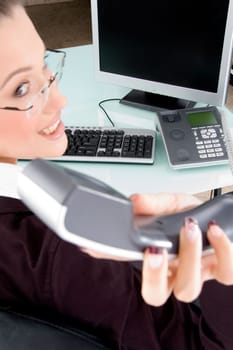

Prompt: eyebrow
xmin=0 ymin=66 xmax=33 ymax=90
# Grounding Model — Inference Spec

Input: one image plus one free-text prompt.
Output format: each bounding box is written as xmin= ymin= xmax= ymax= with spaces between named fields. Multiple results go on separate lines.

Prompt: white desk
xmin=46 ymin=45 xmax=233 ymax=196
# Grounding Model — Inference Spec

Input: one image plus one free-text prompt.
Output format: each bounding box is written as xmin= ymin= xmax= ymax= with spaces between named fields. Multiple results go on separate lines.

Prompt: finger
xmin=130 ymin=193 xmax=202 ymax=216
xmin=141 ymin=247 xmax=173 ymax=306
xmin=206 ymin=221 xmax=233 ymax=285
xmin=201 ymin=253 xmax=218 ymax=282
xmin=174 ymin=217 xmax=203 ymax=302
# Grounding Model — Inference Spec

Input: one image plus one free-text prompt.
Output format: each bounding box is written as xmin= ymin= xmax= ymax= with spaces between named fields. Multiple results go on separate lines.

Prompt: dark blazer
xmin=0 ymin=196 xmax=232 ymax=349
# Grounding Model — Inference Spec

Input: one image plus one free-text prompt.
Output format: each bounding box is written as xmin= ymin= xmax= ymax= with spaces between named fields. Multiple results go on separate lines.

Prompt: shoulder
xmin=0 ymin=196 xmax=29 ymax=213
xmin=0 ymin=195 xmax=59 ymax=250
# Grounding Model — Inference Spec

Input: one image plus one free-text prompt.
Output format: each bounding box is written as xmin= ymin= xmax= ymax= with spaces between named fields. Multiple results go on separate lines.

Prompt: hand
xmin=132 ymin=193 xmax=233 ymax=306
xmin=131 ymin=192 xmax=202 ymax=216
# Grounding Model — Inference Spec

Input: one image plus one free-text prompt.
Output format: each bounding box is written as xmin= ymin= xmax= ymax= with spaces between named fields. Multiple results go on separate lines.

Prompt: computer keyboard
xmin=54 ymin=126 xmax=156 ymax=164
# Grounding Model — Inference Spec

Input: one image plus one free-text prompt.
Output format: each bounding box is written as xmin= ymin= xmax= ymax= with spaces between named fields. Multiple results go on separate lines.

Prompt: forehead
xmin=0 ymin=6 xmax=44 ymax=77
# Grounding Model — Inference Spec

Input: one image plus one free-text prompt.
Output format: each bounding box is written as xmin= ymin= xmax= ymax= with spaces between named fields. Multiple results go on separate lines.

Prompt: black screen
xmin=97 ymin=1 xmax=229 ymax=93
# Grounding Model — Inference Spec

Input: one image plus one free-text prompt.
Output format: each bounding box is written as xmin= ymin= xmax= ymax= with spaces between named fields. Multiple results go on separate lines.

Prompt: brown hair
xmin=0 ymin=0 xmax=23 ymax=17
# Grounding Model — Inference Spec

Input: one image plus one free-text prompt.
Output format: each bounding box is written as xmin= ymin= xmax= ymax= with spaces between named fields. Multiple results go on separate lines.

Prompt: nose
xmin=45 ymin=81 xmax=68 ymax=113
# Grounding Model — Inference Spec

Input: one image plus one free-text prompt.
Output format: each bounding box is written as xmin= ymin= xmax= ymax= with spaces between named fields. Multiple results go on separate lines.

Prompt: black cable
xmin=98 ymin=98 xmax=121 ymax=127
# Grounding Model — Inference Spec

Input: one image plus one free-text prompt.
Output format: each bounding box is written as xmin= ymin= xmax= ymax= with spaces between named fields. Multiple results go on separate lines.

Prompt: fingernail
xmin=147 ymin=247 xmax=164 ymax=268
xmin=148 ymin=246 xmax=164 ymax=254
xmin=184 ymin=217 xmax=200 ymax=241
xmin=208 ymin=220 xmax=218 ymax=228
xmin=208 ymin=220 xmax=222 ymax=237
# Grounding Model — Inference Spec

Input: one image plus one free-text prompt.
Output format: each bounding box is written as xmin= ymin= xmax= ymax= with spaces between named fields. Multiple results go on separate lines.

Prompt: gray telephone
xmin=157 ymin=106 xmax=228 ymax=169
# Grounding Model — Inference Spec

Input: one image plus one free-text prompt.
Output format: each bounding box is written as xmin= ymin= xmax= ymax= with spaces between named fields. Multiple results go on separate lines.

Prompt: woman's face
xmin=0 ymin=5 xmax=68 ymax=163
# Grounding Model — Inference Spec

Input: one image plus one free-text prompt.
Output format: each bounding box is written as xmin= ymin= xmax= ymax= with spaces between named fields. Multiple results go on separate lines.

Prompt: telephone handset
xmin=18 ymin=159 xmax=233 ymax=260
xmin=157 ymin=106 xmax=228 ymax=169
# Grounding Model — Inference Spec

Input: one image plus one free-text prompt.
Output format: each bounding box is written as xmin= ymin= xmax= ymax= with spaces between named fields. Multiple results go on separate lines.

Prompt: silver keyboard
xmin=54 ymin=126 xmax=156 ymax=164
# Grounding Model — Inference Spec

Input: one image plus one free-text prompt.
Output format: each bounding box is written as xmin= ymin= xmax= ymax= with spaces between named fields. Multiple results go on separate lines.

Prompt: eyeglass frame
xmin=0 ymin=48 xmax=66 ymax=114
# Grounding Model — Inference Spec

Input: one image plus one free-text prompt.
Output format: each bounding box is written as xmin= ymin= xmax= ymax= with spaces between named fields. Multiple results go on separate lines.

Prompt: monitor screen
xmin=91 ymin=0 xmax=233 ymax=110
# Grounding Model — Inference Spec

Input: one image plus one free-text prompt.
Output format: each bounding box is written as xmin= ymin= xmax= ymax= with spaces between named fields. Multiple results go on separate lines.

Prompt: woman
xmin=0 ymin=0 xmax=233 ymax=348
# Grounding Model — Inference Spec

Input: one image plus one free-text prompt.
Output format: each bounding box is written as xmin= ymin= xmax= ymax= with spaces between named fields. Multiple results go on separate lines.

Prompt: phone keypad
xmin=192 ymin=125 xmax=225 ymax=159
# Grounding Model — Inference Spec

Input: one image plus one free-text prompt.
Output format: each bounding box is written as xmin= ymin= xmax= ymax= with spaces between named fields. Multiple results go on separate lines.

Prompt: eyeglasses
xmin=0 ymin=48 xmax=66 ymax=118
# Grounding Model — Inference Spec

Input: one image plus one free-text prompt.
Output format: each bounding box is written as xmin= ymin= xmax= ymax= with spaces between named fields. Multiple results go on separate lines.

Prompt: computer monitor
xmin=91 ymin=0 xmax=233 ymax=111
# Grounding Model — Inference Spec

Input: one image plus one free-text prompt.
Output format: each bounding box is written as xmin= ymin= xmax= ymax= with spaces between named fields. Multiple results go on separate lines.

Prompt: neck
xmin=0 ymin=157 xmax=17 ymax=164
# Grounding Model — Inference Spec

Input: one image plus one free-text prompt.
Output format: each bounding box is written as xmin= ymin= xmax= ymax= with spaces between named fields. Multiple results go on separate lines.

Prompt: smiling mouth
xmin=40 ymin=120 xmax=60 ymax=135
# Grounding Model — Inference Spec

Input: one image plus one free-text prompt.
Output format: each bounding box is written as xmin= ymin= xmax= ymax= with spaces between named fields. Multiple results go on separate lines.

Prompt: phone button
xmin=170 ymin=129 xmax=185 ymax=140
xmin=163 ymin=114 xmax=181 ymax=123
xmin=176 ymin=148 xmax=190 ymax=161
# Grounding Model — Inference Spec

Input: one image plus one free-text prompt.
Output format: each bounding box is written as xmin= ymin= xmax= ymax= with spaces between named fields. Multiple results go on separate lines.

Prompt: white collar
xmin=0 ymin=163 xmax=22 ymax=199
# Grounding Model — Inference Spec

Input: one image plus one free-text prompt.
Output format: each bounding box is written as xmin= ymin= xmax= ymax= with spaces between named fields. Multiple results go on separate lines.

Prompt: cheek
xmin=0 ymin=115 xmax=36 ymax=152
xmin=0 ymin=112 xmax=67 ymax=159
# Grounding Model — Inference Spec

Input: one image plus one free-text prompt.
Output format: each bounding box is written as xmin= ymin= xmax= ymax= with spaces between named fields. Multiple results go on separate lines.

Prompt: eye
xmin=14 ymin=82 xmax=29 ymax=98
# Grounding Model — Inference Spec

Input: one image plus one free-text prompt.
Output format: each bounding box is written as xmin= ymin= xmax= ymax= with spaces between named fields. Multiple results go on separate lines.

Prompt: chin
xmin=54 ymin=137 xmax=68 ymax=157
xmin=21 ymin=138 xmax=68 ymax=160
xmin=42 ymin=144 xmax=67 ymax=159
xmin=42 ymin=135 xmax=68 ymax=158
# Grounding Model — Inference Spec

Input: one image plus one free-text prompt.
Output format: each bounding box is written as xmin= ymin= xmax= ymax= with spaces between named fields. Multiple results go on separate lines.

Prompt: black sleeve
xmin=0 ymin=197 xmax=61 ymax=306
xmin=199 ymin=280 xmax=233 ymax=349
xmin=0 ymin=197 xmax=233 ymax=349
xmin=51 ymin=237 xmax=233 ymax=349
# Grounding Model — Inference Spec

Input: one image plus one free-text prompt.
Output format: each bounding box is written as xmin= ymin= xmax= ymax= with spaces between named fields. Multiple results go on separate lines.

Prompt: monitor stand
xmin=120 ymin=89 xmax=195 ymax=111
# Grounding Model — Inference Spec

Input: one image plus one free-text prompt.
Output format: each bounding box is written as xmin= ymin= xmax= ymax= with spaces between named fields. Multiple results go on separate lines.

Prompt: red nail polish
xmin=208 ymin=220 xmax=218 ymax=229
xmin=183 ymin=216 xmax=199 ymax=241
xmin=183 ymin=216 xmax=198 ymax=227
xmin=148 ymin=246 xmax=164 ymax=254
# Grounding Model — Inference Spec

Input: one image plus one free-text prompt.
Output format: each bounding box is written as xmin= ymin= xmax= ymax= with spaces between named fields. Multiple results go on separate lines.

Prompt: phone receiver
xmin=17 ymin=159 xmax=233 ymax=260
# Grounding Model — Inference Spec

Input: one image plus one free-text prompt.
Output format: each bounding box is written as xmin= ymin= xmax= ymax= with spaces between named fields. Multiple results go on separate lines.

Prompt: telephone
xmin=157 ymin=106 xmax=228 ymax=169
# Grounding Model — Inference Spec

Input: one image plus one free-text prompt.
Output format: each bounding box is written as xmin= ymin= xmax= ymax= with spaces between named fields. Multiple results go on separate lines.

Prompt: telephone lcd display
xmin=187 ymin=111 xmax=218 ymax=127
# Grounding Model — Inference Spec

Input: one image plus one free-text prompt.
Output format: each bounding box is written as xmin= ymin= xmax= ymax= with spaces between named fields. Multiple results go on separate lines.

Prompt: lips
xmin=40 ymin=119 xmax=60 ymax=135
